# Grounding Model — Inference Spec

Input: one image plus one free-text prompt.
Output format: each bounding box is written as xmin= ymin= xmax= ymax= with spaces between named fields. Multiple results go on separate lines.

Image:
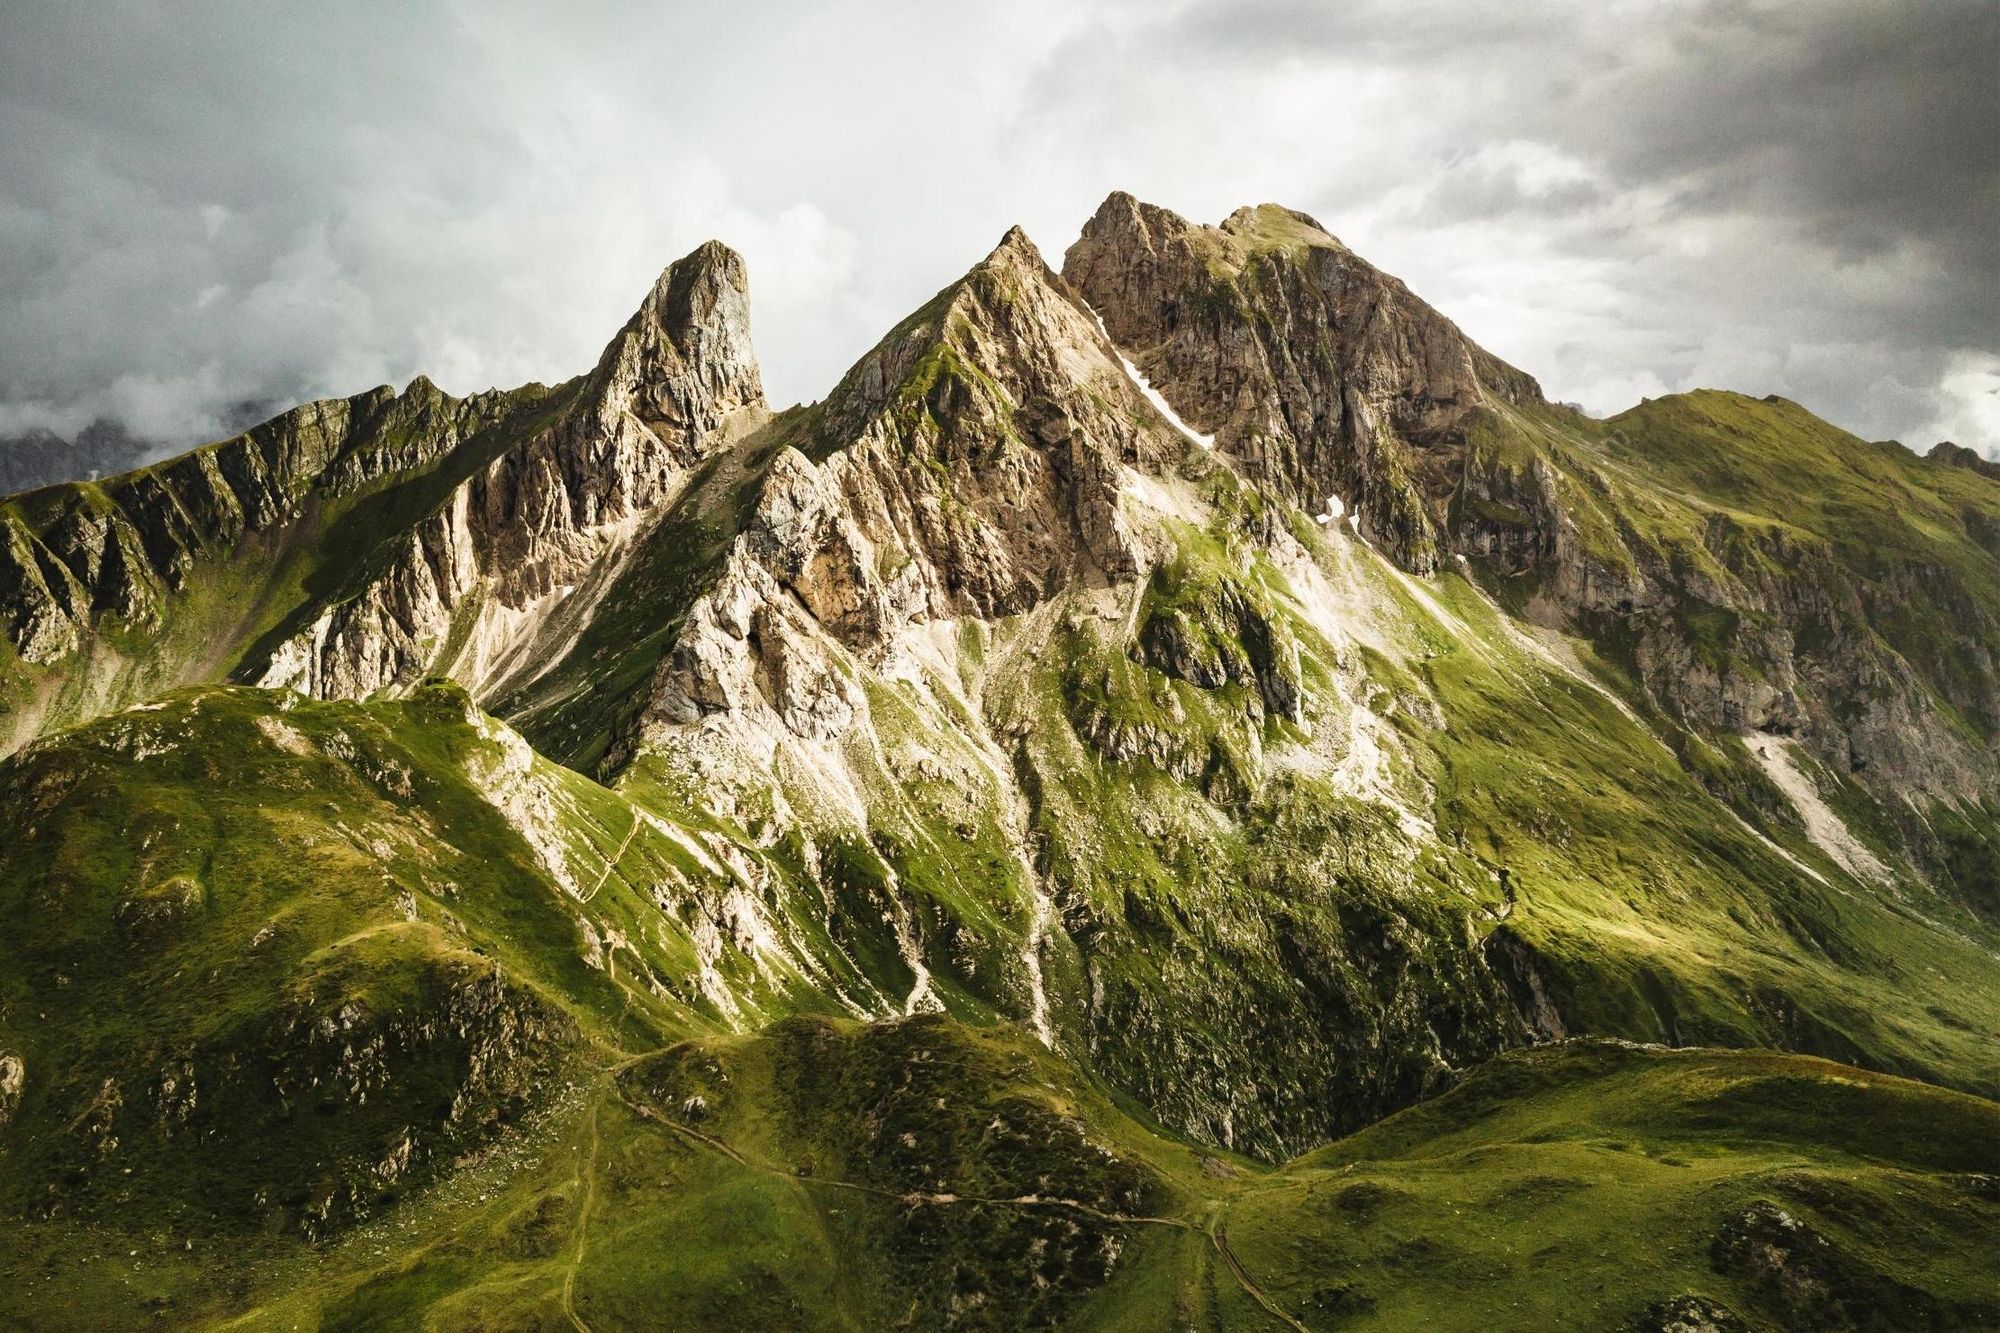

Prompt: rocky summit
xmin=3 ymin=195 xmax=1999 ymax=1331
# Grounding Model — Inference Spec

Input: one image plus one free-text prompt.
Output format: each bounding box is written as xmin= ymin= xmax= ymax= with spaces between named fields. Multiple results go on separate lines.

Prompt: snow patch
xmin=1081 ymin=302 xmax=1215 ymax=450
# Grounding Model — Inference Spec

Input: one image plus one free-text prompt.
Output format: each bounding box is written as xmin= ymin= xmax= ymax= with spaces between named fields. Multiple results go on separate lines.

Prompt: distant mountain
xmin=4 ymin=196 xmax=1999 ymax=1330
xmin=0 ymin=419 xmax=152 ymax=494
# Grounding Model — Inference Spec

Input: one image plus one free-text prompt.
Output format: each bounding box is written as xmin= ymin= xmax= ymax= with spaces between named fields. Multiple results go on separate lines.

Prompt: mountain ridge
xmin=5 ymin=191 xmax=2000 ymax=1329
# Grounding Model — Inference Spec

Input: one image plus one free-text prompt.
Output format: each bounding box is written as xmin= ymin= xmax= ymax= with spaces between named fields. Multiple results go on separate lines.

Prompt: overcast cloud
xmin=2 ymin=0 xmax=1995 ymax=456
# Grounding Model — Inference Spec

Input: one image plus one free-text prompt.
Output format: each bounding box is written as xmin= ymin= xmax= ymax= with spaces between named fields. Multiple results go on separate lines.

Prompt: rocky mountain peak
xmin=626 ymin=220 xmax=1206 ymax=757
xmin=578 ymin=238 xmax=764 ymax=453
xmin=1064 ymin=190 xmax=1542 ymax=570
xmin=0 ymin=418 xmax=153 ymax=495
xmin=826 ymin=223 xmax=1133 ymax=442
xmin=0 ymin=239 xmax=777 ymax=745
xmin=245 ymin=243 xmax=772 ymax=707
xmin=1930 ymin=439 xmax=2000 ymax=479
xmin=1219 ymin=201 xmax=1350 ymax=251
xmin=984 ymin=223 xmax=1041 ymax=264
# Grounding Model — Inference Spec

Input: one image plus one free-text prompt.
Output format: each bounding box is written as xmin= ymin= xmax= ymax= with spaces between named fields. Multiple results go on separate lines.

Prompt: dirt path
xmin=579 ymin=812 xmax=640 ymax=905
xmin=1211 ymin=1223 xmax=1310 ymax=1332
xmin=560 ymin=1099 xmax=603 ymax=1333
xmin=607 ymin=1077 xmax=1303 ymax=1323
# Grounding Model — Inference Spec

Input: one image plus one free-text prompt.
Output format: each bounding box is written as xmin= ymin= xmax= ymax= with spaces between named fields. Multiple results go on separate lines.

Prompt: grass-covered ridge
xmin=6 ymin=1018 xmax=1993 ymax=1331
xmin=0 ymin=681 xmax=925 ymax=1248
xmin=0 ymin=378 xmax=571 ymax=755
xmin=1228 ymin=1041 xmax=2000 ymax=1331
xmin=1599 ymin=390 xmax=2000 ymax=732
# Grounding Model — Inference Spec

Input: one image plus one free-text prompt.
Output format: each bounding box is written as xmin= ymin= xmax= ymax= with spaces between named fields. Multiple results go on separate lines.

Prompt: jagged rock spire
xmin=250 ymin=242 xmax=770 ymax=705
xmin=577 ymin=239 xmax=765 ymax=461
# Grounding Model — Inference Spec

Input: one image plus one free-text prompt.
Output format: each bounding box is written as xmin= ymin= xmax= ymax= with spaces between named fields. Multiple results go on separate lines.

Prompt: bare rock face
xmin=0 ymin=381 xmax=527 ymax=680
xmin=0 ymin=244 xmax=764 ymax=755
xmin=616 ymin=227 xmax=1542 ymax=1160
xmin=1066 ymin=193 xmax=2000 ymax=810
xmin=641 ymin=226 xmax=1188 ymax=743
xmin=1063 ymin=191 xmax=1542 ymax=573
xmin=253 ymin=241 xmax=767 ymax=702
xmin=809 ymin=225 xmax=1178 ymax=617
xmin=529 ymin=238 xmax=766 ymax=533
xmin=1929 ymin=439 xmax=2000 ymax=481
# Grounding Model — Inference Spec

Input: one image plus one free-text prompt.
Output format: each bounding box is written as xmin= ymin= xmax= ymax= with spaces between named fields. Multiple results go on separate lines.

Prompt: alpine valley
xmin=3 ymin=193 xmax=1999 ymax=1331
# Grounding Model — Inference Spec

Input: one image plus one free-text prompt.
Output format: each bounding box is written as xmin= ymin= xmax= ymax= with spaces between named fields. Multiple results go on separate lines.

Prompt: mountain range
xmin=3 ymin=192 xmax=1998 ymax=1331
xmin=0 ymin=421 xmax=155 ymax=498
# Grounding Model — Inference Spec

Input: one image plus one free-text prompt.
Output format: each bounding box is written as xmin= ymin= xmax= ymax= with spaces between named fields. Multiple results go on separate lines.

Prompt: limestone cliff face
xmin=1063 ymin=191 xmax=1542 ymax=574
xmin=0 ymin=243 xmax=762 ymax=753
xmin=254 ymin=241 xmax=766 ymax=702
xmin=1448 ymin=400 xmax=2000 ymax=799
xmin=640 ymin=227 xmax=1183 ymax=741
xmin=0 ymin=379 xmax=530 ymax=673
xmin=610 ymin=227 xmax=1535 ymax=1158
xmin=1065 ymin=192 xmax=2000 ymax=809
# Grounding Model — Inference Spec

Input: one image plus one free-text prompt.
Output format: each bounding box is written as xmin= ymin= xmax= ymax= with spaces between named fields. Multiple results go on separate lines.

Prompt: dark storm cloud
xmin=1 ymin=0 xmax=1995 ymax=456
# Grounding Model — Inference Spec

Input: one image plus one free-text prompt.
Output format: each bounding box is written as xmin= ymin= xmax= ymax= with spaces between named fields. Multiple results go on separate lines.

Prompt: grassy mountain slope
xmin=7 ymin=1018 xmax=1993 ymax=1331
xmin=0 ymin=681 xmax=942 ymax=1252
xmin=6 ymin=199 xmax=2000 ymax=1329
xmin=1228 ymin=1041 xmax=2000 ymax=1331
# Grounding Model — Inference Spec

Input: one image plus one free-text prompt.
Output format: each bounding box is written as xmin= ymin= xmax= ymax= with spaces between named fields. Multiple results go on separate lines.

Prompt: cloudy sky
xmin=3 ymin=0 xmax=1995 ymax=455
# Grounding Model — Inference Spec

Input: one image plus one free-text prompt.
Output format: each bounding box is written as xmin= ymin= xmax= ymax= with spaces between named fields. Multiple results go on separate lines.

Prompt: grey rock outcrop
xmin=0 ymin=1052 xmax=21 ymax=1130
xmin=1064 ymin=191 xmax=1542 ymax=573
xmin=640 ymin=226 xmax=1185 ymax=743
xmin=254 ymin=240 xmax=767 ymax=702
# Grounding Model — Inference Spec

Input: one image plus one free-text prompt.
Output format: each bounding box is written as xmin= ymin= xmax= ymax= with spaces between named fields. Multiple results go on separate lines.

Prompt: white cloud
xmin=0 ymin=0 xmax=1992 ymax=454
xmin=1923 ymin=355 xmax=2000 ymax=454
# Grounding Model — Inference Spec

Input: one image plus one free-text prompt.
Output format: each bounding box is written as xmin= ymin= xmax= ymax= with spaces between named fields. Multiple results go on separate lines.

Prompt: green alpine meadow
xmin=3 ymin=192 xmax=1999 ymax=1331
